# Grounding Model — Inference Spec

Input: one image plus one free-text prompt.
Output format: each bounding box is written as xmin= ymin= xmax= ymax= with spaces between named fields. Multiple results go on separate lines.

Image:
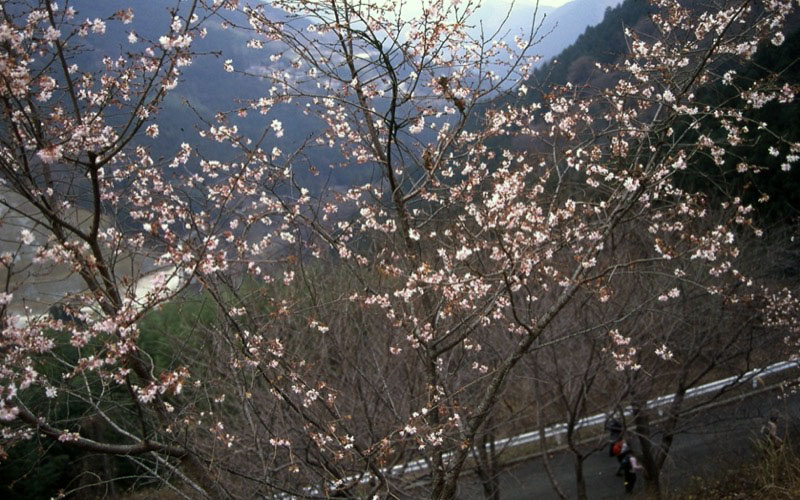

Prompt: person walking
xmin=619 ymin=448 xmax=643 ymax=494
xmin=761 ymin=409 xmax=783 ymax=447
xmin=605 ymin=415 xmax=623 ymax=456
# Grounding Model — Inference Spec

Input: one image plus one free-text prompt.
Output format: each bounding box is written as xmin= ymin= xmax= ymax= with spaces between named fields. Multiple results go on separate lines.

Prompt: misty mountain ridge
xmin=483 ymin=0 xmax=622 ymax=65
xmin=64 ymin=0 xmax=624 ymax=190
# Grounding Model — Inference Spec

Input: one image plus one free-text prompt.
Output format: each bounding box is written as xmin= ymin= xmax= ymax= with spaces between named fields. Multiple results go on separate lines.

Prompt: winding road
xmin=455 ymin=382 xmax=800 ymax=498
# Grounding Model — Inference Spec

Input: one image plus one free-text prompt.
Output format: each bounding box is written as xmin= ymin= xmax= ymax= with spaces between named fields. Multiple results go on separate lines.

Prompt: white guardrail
xmin=289 ymin=359 xmax=800 ymax=496
xmin=393 ymin=359 xmax=800 ymax=476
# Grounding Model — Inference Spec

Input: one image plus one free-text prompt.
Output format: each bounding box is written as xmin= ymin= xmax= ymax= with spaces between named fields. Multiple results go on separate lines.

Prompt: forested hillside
xmin=511 ymin=0 xmax=800 ymax=222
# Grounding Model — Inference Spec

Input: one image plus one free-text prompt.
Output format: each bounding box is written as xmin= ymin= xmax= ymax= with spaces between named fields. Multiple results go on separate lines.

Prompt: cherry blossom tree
xmin=0 ymin=0 xmax=252 ymax=496
xmin=1 ymin=0 xmax=799 ymax=498
xmin=209 ymin=0 xmax=799 ymax=498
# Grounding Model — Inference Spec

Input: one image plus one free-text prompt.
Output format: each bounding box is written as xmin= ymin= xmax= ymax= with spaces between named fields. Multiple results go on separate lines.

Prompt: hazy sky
xmin=485 ymin=0 xmax=576 ymax=6
xmin=536 ymin=0 xmax=574 ymax=6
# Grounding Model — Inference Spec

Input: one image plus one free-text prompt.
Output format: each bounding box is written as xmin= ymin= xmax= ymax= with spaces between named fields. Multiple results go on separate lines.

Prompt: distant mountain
xmin=509 ymin=0 xmax=800 ymax=222
xmin=68 ymin=1 xmax=324 ymax=181
xmin=526 ymin=0 xmax=656 ymax=88
xmin=63 ymin=0 xmax=626 ymax=191
xmin=478 ymin=0 xmax=623 ymax=64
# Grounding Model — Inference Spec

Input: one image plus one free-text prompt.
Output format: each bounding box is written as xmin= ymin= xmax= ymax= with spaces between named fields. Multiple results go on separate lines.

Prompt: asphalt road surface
xmin=456 ymin=386 xmax=800 ymax=499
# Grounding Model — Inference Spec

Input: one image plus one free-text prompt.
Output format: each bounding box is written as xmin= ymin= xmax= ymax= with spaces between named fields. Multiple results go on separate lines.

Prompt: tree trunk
xmin=474 ymin=428 xmax=501 ymax=500
xmin=533 ymin=368 xmax=568 ymax=500
xmin=574 ymin=457 xmax=587 ymax=500
xmin=632 ymin=405 xmax=661 ymax=498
